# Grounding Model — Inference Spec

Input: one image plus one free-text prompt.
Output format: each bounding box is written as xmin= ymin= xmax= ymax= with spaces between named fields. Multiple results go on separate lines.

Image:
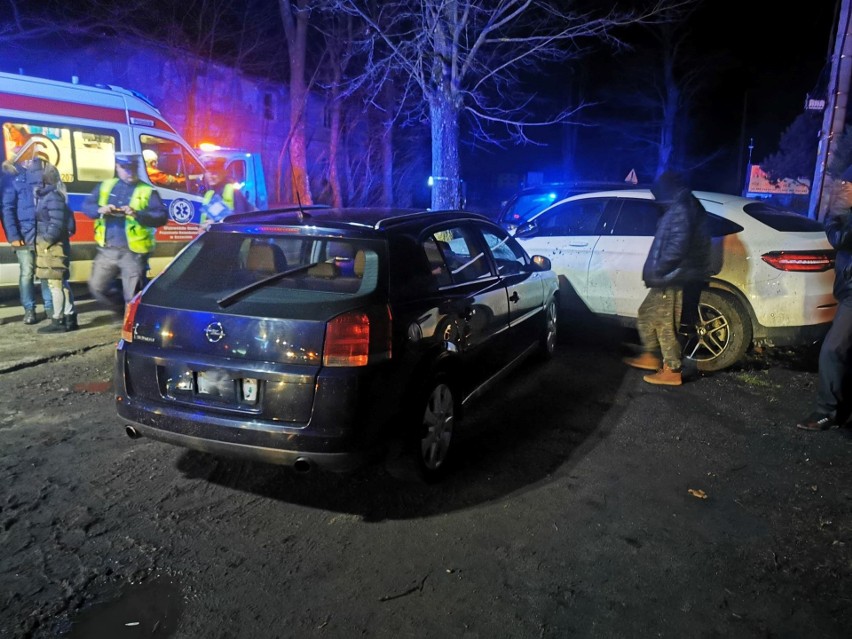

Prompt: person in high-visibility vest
xmin=200 ymin=156 xmax=254 ymax=226
xmin=81 ymin=152 xmax=167 ymax=320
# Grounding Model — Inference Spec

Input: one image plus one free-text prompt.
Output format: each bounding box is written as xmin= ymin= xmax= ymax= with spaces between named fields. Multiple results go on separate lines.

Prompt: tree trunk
xmin=279 ymin=0 xmax=313 ymax=206
xmin=429 ymin=94 xmax=460 ymax=210
xmin=328 ymin=91 xmax=343 ymax=207
xmin=381 ymin=100 xmax=394 ymax=207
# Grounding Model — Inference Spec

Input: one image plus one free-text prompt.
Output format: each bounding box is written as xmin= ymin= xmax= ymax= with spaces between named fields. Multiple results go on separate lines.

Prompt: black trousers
xmin=817 ymin=296 xmax=852 ymax=419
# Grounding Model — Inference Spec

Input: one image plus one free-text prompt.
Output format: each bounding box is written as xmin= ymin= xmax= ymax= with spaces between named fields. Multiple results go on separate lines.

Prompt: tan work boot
xmin=643 ymin=365 xmax=682 ymax=386
xmin=623 ymin=352 xmax=662 ymax=371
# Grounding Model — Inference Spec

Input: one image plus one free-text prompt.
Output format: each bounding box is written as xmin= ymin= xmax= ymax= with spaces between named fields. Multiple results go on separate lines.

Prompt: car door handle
xmin=509 ymin=291 xmax=520 ymax=303
xmin=568 ymin=242 xmax=589 ymax=247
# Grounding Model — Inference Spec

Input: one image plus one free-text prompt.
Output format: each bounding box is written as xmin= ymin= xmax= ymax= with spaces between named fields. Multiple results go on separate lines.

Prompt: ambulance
xmin=0 ymin=71 xmax=264 ymax=288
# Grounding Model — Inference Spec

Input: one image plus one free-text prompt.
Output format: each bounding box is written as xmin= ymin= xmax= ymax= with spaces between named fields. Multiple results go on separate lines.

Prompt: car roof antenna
xmin=290 ymin=163 xmax=305 ymax=223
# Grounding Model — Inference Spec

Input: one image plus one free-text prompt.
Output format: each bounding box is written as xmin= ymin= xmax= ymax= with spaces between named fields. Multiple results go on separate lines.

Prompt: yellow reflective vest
xmin=201 ymin=184 xmax=235 ymax=224
xmin=95 ymin=178 xmax=157 ymax=254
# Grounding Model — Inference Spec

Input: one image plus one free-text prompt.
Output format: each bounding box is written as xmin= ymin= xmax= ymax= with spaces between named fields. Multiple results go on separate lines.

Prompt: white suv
xmin=513 ymin=189 xmax=837 ymax=371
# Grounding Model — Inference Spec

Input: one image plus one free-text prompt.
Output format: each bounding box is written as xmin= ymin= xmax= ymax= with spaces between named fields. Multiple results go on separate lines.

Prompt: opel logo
xmin=205 ymin=322 xmax=225 ymax=343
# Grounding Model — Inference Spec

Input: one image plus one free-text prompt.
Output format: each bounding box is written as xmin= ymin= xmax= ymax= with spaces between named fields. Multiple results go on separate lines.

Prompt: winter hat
xmin=42 ymin=163 xmax=61 ymax=185
xmin=651 ymin=170 xmax=688 ymax=203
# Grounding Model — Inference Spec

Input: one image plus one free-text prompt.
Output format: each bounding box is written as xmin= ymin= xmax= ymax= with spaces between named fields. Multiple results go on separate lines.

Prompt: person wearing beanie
xmin=797 ymin=165 xmax=852 ymax=430
xmin=623 ymin=170 xmax=713 ymax=386
xmin=34 ymin=163 xmax=78 ymax=333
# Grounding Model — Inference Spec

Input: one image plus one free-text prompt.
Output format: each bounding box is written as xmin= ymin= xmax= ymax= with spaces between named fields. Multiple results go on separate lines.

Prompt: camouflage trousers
xmin=637 ymin=287 xmax=683 ymax=371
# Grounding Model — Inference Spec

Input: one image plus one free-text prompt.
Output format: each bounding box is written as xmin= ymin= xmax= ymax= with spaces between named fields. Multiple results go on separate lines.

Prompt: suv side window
xmin=536 ymin=199 xmax=607 ymax=236
xmin=611 ymin=199 xmax=662 ymax=236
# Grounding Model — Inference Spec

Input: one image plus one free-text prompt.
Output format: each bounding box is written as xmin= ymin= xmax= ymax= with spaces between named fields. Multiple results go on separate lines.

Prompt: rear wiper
xmin=217 ymin=262 xmax=320 ymax=308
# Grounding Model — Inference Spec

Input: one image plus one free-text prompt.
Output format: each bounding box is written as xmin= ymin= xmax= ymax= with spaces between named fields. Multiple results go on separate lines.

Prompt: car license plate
xmin=196 ymin=370 xmax=234 ymax=400
xmin=242 ymin=378 xmax=259 ymax=404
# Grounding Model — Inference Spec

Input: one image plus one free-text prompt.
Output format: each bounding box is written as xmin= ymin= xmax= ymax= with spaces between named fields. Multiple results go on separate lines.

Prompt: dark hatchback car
xmin=116 ymin=207 xmax=559 ymax=481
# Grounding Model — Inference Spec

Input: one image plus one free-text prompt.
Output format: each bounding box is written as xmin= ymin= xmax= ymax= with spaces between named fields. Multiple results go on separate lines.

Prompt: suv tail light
xmin=323 ymin=306 xmax=393 ymax=367
xmin=760 ymin=251 xmax=835 ymax=272
xmin=121 ymin=294 xmax=142 ymax=342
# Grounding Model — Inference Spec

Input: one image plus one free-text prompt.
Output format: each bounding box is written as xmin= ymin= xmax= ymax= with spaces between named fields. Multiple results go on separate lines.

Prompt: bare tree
xmin=338 ymin=0 xmax=682 ymax=209
xmin=588 ymin=4 xmax=723 ymax=181
xmin=278 ymin=0 xmax=320 ymax=206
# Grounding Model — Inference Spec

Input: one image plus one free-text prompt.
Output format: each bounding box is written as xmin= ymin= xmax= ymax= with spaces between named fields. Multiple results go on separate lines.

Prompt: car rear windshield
xmin=143 ymin=231 xmax=384 ymax=313
xmin=742 ymin=202 xmax=825 ymax=232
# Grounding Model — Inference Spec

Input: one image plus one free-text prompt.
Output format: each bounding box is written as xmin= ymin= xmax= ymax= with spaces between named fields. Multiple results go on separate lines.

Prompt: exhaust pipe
xmin=293 ymin=457 xmax=313 ymax=474
xmin=125 ymin=425 xmax=141 ymax=439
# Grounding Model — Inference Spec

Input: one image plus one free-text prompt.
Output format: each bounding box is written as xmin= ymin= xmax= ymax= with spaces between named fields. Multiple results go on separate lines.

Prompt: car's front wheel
xmin=681 ymin=289 xmax=752 ymax=372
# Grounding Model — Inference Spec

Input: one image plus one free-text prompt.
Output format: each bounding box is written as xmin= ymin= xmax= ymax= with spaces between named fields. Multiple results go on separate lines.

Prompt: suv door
xmin=586 ymin=196 xmax=662 ymax=317
xmin=515 ymin=197 xmax=610 ymax=306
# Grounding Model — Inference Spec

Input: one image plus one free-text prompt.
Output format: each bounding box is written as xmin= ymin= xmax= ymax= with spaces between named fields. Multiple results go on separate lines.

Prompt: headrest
xmin=246 ymin=243 xmax=277 ymax=272
xmin=307 ymin=262 xmax=338 ymax=278
xmin=354 ymin=250 xmax=366 ymax=278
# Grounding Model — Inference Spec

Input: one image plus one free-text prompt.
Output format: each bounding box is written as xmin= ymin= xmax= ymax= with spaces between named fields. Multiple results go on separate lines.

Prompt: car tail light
xmin=324 ymin=311 xmax=370 ymax=367
xmin=121 ymin=294 xmax=142 ymax=342
xmin=760 ymin=251 xmax=835 ymax=272
xmin=323 ymin=306 xmax=393 ymax=367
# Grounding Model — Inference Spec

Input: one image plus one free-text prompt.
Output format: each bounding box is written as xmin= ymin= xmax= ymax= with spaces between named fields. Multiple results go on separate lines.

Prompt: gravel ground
xmin=0 ymin=315 xmax=850 ymax=638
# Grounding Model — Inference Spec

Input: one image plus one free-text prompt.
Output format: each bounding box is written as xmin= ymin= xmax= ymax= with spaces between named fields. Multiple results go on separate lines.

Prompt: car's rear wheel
xmin=416 ymin=380 xmax=456 ymax=481
xmin=539 ymin=297 xmax=558 ymax=358
xmin=386 ymin=378 xmax=457 ymax=483
xmin=681 ymin=289 xmax=752 ymax=372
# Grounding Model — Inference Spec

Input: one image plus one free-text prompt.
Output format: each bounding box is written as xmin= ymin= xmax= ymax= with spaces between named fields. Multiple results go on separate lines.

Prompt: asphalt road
xmin=1 ymin=305 xmax=850 ymax=639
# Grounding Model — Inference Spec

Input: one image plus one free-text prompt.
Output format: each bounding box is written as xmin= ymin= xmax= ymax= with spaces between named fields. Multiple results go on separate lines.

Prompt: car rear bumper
xmin=117 ymin=398 xmax=378 ymax=472
xmin=753 ymin=320 xmax=832 ymax=348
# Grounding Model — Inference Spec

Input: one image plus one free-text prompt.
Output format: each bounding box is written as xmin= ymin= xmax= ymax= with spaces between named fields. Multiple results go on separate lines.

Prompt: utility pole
xmin=810 ymin=0 xmax=852 ymax=220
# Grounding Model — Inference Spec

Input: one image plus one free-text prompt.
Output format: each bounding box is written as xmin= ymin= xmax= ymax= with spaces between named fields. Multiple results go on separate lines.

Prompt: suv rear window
xmin=742 ymin=202 xmax=825 ymax=232
xmin=143 ymin=232 xmax=383 ymax=313
xmin=500 ymin=191 xmax=561 ymax=225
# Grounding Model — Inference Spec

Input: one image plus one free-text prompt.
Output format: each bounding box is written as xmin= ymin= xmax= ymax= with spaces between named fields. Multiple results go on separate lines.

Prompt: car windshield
xmin=742 ymin=202 xmax=825 ymax=232
xmin=143 ymin=231 xmax=384 ymax=314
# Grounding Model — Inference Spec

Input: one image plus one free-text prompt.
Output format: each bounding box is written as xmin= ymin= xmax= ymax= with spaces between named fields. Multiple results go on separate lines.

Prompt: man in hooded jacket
xmin=624 ymin=170 xmax=713 ymax=386
xmin=797 ymin=165 xmax=852 ymax=430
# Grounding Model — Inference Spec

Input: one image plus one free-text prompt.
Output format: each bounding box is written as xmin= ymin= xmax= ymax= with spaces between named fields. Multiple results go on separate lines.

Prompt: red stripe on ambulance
xmin=0 ymin=93 xmax=176 ymax=133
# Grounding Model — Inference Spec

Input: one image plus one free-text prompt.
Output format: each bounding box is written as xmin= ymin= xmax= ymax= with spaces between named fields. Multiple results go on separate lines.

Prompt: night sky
xmin=475 ymin=0 xmax=840 ymax=196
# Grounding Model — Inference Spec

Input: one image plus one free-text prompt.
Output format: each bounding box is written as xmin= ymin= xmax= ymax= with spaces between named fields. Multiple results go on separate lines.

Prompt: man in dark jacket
xmin=1 ymin=149 xmax=54 ymax=324
xmin=624 ymin=170 xmax=713 ymax=386
xmin=797 ymin=166 xmax=852 ymax=430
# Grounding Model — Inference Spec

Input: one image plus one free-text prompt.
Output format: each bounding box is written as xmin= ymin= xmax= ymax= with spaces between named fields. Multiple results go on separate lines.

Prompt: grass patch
xmin=733 ymin=371 xmax=779 ymax=389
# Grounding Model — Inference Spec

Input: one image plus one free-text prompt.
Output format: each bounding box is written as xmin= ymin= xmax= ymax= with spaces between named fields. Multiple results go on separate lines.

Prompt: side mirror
xmin=530 ymin=255 xmax=551 ymax=271
xmin=514 ymin=220 xmax=537 ymax=238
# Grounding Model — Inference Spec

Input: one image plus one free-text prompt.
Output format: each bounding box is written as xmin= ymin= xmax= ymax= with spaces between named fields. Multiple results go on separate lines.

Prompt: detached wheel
xmin=386 ymin=378 xmax=456 ymax=483
xmin=681 ymin=289 xmax=752 ymax=372
xmin=539 ymin=297 xmax=558 ymax=358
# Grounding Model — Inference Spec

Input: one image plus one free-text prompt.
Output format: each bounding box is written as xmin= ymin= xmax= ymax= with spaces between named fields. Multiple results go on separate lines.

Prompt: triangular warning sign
xmin=625 ymin=169 xmax=638 ymax=184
